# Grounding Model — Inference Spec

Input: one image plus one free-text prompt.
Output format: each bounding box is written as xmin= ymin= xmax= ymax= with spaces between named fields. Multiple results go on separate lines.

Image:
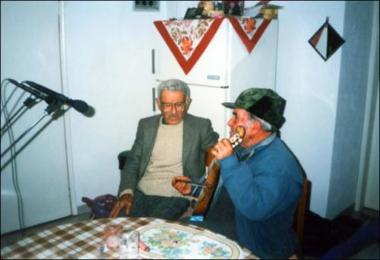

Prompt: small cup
xmin=127 ymin=231 xmax=140 ymax=257
xmin=103 ymin=224 xmax=123 ymax=251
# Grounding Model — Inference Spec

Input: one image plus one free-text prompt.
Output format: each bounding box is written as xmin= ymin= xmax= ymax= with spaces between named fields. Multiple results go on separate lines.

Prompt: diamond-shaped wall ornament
xmin=309 ymin=17 xmax=345 ymax=61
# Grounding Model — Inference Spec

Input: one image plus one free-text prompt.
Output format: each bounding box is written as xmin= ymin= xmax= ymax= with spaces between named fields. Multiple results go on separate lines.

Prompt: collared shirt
xmin=235 ymin=133 xmax=277 ymax=162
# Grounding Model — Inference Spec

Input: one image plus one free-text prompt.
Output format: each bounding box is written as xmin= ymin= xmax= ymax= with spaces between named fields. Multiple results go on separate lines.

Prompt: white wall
xmin=63 ymin=1 xmax=169 ymax=206
xmin=274 ymin=1 xmax=345 ymax=217
xmin=274 ymin=1 xmax=377 ymax=218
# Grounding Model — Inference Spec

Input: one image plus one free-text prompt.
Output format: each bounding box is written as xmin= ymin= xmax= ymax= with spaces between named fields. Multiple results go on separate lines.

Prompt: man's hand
xmin=171 ymin=176 xmax=192 ymax=195
xmin=210 ymin=138 xmax=234 ymax=160
xmin=109 ymin=193 xmax=133 ymax=218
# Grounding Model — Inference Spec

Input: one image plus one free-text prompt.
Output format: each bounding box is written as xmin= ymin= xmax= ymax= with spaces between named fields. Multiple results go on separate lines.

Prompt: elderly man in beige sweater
xmin=110 ymin=79 xmax=219 ymax=220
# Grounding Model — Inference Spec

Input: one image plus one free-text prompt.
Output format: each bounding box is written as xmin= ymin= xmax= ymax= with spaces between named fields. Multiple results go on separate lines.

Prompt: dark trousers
xmin=125 ymin=189 xmax=190 ymax=220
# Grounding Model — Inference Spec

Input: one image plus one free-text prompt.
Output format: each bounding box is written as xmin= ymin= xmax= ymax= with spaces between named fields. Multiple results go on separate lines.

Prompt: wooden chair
xmin=294 ymin=179 xmax=311 ymax=251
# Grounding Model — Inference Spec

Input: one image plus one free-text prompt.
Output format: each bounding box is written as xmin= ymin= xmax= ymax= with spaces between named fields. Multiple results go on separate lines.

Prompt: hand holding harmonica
xmin=210 ymin=126 xmax=245 ymax=160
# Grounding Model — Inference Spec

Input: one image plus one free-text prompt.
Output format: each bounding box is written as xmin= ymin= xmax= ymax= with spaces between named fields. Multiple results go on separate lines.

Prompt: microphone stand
xmin=1 ymin=78 xmax=89 ymax=165
xmin=1 ymin=113 xmax=48 ymax=158
xmin=1 ymin=101 xmax=63 ymax=158
xmin=1 ymin=79 xmax=45 ymax=134
xmin=1 ymin=96 xmax=40 ymax=137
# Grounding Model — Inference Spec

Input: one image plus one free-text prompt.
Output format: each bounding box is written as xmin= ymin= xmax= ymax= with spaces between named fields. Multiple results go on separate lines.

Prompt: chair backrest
xmin=294 ymin=179 xmax=311 ymax=248
xmin=118 ymin=150 xmax=130 ymax=170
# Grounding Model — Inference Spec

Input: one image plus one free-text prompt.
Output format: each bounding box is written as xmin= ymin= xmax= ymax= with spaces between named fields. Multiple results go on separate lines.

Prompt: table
xmin=1 ymin=217 xmax=258 ymax=259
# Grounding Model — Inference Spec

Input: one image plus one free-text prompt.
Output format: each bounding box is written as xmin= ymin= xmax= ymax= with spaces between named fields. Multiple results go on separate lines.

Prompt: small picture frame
xmin=134 ymin=1 xmax=159 ymax=11
xmin=184 ymin=7 xmax=203 ymax=19
xmin=223 ymin=1 xmax=244 ymax=16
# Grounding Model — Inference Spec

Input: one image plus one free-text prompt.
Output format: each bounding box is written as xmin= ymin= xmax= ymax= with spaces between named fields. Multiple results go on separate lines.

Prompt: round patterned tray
xmin=137 ymin=222 xmax=241 ymax=259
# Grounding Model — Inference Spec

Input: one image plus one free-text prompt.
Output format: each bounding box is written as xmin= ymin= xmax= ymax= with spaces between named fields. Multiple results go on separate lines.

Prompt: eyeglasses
xmin=160 ymin=102 xmax=186 ymax=111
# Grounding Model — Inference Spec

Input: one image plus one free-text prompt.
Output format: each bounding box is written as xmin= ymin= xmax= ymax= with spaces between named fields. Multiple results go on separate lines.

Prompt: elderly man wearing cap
xmin=211 ymin=88 xmax=304 ymax=259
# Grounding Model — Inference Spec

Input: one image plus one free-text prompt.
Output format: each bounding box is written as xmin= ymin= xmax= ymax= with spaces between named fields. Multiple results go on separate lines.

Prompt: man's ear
xmin=251 ymin=119 xmax=262 ymax=134
xmin=186 ymin=97 xmax=192 ymax=109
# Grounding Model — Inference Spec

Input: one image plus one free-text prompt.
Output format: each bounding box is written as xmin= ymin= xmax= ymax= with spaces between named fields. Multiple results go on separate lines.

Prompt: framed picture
xmin=134 ymin=1 xmax=159 ymax=11
xmin=308 ymin=18 xmax=345 ymax=61
xmin=184 ymin=7 xmax=203 ymax=19
xmin=223 ymin=1 xmax=244 ymax=16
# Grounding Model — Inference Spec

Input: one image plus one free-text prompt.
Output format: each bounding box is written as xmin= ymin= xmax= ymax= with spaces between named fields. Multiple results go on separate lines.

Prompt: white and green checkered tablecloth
xmin=1 ymin=217 xmax=257 ymax=259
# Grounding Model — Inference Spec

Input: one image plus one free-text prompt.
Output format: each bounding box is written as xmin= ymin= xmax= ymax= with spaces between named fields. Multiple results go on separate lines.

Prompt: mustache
xmin=166 ymin=113 xmax=182 ymax=117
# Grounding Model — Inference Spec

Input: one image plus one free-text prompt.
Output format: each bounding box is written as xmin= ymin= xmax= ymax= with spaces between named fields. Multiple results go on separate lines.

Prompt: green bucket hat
xmin=223 ymin=88 xmax=286 ymax=129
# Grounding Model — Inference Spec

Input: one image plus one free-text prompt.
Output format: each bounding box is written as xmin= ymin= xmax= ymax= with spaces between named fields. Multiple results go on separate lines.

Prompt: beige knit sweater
xmin=137 ymin=120 xmax=185 ymax=197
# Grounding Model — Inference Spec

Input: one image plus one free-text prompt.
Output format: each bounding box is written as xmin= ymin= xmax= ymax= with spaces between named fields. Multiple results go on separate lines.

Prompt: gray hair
xmin=250 ymin=114 xmax=273 ymax=132
xmin=157 ymin=79 xmax=191 ymax=101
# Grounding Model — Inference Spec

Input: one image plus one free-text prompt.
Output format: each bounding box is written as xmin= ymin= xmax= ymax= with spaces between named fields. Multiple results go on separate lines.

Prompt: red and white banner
xmin=154 ymin=18 xmax=224 ymax=75
xmin=154 ymin=17 xmax=271 ymax=74
xmin=228 ymin=17 xmax=271 ymax=53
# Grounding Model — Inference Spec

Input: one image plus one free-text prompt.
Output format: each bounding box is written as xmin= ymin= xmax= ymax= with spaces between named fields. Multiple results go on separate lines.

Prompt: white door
xmin=1 ymin=2 xmax=72 ymax=234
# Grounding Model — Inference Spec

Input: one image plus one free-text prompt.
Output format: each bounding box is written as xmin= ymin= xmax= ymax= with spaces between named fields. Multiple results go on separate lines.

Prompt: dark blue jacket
xmin=220 ymin=136 xmax=304 ymax=258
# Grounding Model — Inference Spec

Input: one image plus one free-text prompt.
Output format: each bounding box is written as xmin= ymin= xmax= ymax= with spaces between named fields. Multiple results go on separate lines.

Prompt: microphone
xmin=23 ymin=81 xmax=89 ymax=114
xmin=6 ymin=79 xmax=46 ymax=100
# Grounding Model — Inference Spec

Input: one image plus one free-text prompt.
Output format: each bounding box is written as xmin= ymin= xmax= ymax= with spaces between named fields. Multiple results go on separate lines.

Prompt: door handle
xmin=151 ymin=49 xmax=155 ymax=74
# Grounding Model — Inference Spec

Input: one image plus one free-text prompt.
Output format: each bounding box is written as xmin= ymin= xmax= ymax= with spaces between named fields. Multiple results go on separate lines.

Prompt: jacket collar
xmin=236 ymin=132 xmax=277 ymax=161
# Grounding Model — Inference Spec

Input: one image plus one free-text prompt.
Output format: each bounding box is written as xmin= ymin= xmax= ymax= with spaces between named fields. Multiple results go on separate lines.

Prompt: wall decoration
xmin=228 ymin=17 xmax=271 ymax=53
xmin=154 ymin=17 xmax=273 ymax=74
xmin=154 ymin=18 xmax=224 ymax=74
xmin=309 ymin=17 xmax=345 ymax=61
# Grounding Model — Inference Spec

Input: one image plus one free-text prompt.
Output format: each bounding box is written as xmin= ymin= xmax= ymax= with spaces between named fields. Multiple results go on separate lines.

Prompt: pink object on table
xmin=139 ymin=240 xmax=150 ymax=252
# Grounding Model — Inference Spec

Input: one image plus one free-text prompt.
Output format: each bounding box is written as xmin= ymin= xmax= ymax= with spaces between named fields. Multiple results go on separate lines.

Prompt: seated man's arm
xmin=110 ymin=120 xmax=144 ymax=217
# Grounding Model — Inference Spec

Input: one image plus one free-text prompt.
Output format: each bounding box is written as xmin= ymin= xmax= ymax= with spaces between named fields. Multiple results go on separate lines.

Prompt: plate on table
xmin=137 ymin=223 xmax=241 ymax=259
